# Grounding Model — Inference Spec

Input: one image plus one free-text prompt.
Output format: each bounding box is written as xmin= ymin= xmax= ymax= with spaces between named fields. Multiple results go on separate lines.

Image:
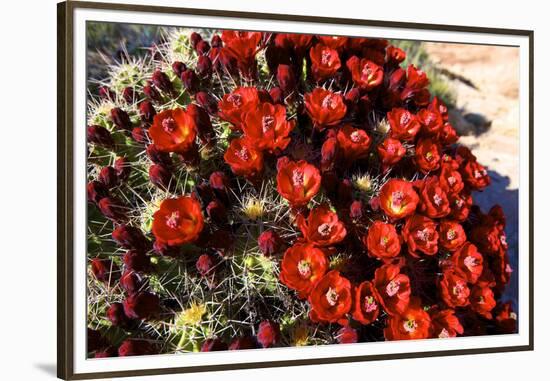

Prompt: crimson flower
xmin=242 ymin=102 xmax=295 ymax=152
xmin=336 ymin=124 xmax=371 ymax=162
xmin=373 ymin=264 xmax=411 ymax=316
xmin=439 ymin=270 xmax=470 ymax=308
xmin=438 ymin=221 xmax=467 ymax=252
xmin=308 ymin=270 xmax=352 ymax=325
xmin=218 ymin=87 xmax=260 ymax=129
xmin=346 ymin=56 xmax=384 ymax=90
xmin=276 ymin=158 xmax=321 ymax=208
xmin=309 ymin=43 xmax=341 ymax=81
xmin=149 ymin=108 xmax=197 ymax=153
xmin=384 ymin=298 xmax=431 ymax=341
xmin=352 ymin=281 xmax=380 ymax=325
xmin=470 ymin=285 xmax=496 ymax=319
xmin=151 ymin=196 xmax=204 ymax=246
xmin=363 ymin=221 xmax=401 ymax=260
xmin=402 ymin=214 xmax=439 ymax=257
xmin=418 ymin=176 xmax=450 ymax=219
xmin=296 ymin=204 xmax=347 ymax=247
xmin=415 ymin=138 xmax=441 ymax=173
xmin=280 ymin=243 xmax=328 ymax=299
xmin=223 ymin=137 xmax=264 ymax=178
xmin=379 ymin=179 xmax=419 ymax=219
xmin=304 ymin=88 xmax=347 ymax=129
xmin=451 ymin=242 xmax=484 ymax=284
xmin=429 ymin=308 xmax=464 ymax=338
xmin=377 ymin=138 xmax=406 ymax=167
xmin=387 ymin=108 xmax=421 ymax=141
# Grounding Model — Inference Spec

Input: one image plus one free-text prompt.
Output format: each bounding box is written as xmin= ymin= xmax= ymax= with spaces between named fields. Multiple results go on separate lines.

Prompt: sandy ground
xmin=425 ymin=43 xmax=520 ymax=307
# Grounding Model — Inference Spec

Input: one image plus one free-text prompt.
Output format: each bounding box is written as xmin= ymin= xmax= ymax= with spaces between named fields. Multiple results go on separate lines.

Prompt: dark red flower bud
xmin=349 ymin=200 xmax=364 ymax=220
xmin=172 ymin=61 xmax=187 ymax=78
xmin=321 ymin=137 xmax=340 ymax=172
xmin=196 ymin=40 xmax=211 ymax=55
xmin=98 ymin=86 xmax=115 ymax=100
xmin=277 ymin=64 xmax=296 ymax=94
xmin=131 ymin=127 xmax=149 ymax=144
xmin=206 ymin=200 xmax=227 ymax=224
xmin=257 ymin=320 xmax=280 ymax=348
xmin=122 ymin=250 xmax=152 ymax=273
xmin=257 ymin=230 xmax=283 ymax=256
xmin=190 ymin=32 xmax=202 ymax=49
xmin=114 ymin=157 xmax=131 ymax=182
xmin=336 ymin=326 xmax=358 ymax=344
xmin=107 ymin=302 xmax=131 ymax=327
xmin=187 ymin=103 xmax=213 ymax=143
xmin=87 ymin=181 xmax=109 ymax=204
xmin=196 ymin=253 xmax=216 ymax=276
xmin=194 ymin=181 xmax=215 ymax=204
xmin=98 ymin=197 xmax=127 ymax=222
xmin=337 ymin=179 xmax=353 ymax=206
xmin=98 ymin=166 xmax=118 ymax=189
xmin=209 ymin=171 xmax=229 ymax=192
xmin=87 ymin=125 xmax=114 ymax=147
xmin=112 ymin=224 xmax=150 ymax=252
xmin=152 ymin=69 xmax=174 ymax=94
xmin=123 ymin=291 xmax=160 ymax=320
xmin=120 ymin=270 xmax=143 ymax=295
xmin=196 ymin=55 xmax=213 ymax=78
xmin=181 ymin=69 xmax=199 ymax=94
xmin=122 ymin=86 xmax=136 ymax=103
xmin=269 ymin=86 xmax=284 ymax=104
xmin=139 ymin=100 xmax=156 ymax=124
xmin=94 ymin=347 xmax=117 ymax=358
xmin=153 ymin=240 xmax=181 ymax=257
xmin=211 ymin=34 xmax=222 ymax=48
xmin=201 ymin=338 xmax=228 ymax=352
xmin=195 ymin=91 xmax=218 ymax=115
xmin=229 ymin=336 xmax=258 ymax=350
xmin=91 ymin=258 xmax=119 ymax=283
xmin=143 ymin=81 xmax=162 ymax=102
xmin=345 ymin=87 xmax=361 ymax=105
xmin=110 ymin=107 xmax=132 ymax=131
xmin=149 ymin=164 xmax=173 ymax=190
xmin=118 ymin=339 xmax=156 ymax=357
xmin=146 ymin=144 xmax=172 ymax=167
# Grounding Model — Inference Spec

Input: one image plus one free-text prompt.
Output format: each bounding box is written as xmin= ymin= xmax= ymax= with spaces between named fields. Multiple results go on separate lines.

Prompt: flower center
xmin=452 ymin=281 xmax=466 ymax=296
xmin=391 ymin=191 xmax=405 ymax=209
xmin=297 ymin=260 xmax=312 ymax=278
xmin=446 ymin=229 xmax=457 ymax=240
xmin=228 ymin=93 xmax=242 ymax=107
xmin=317 ymin=223 xmax=333 ymax=237
xmin=463 ymin=255 xmax=478 ymax=271
xmin=433 ymin=193 xmax=443 ymax=206
xmin=403 ymin=319 xmax=418 ymax=333
xmin=321 ymin=49 xmax=333 ymax=66
xmin=438 ymin=328 xmax=450 ymax=338
xmin=162 ymin=117 xmax=177 ymax=133
xmin=500 ymin=235 xmax=507 ymax=246
xmin=236 ymin=146 xmax=250 ymax=161
xmin=292 ymin=169 xmax=304 ymax=187
xmin=425 ymin=151 xmax=433 ymax=161
xmin=474 ymin=169 xmax=487 ymax=179
xmin=322 ymin=94 xmax=336 ymax=109
xmin=416 ymin=228 xmax=430 ymax=242
xmin=379 ymin=236 xmax=389 ymax=247
xmin=455 ymin=198 xmax=464 ymax=207
xmin=262 ymin=115 xmax=275 ymax=133
xmin=363 ymin=295 xmax=377 ymax=313
xmin=325 ymin=287 xmax=339 ymax=306
xmin=350 ymin=130 xmax=362 ymax=143
xmin=361 ymin=64 xmax=374 ymax=81
xmin=400 ymin=112 xmax=411 ymax=125
xmin=447 ymin=176 xmax=457 ymax=185
xmin=165 ymin=211 xmax=180 ymax=228
xmin=386 ymin=279 xmax=400 ymax=297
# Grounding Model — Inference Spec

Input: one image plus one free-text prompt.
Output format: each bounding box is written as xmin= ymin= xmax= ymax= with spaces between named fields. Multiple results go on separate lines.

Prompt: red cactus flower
xmin=223 ymin=137 xmax=264 ymax=178
xmin=346 ymin=56 xmax=384 ymax=90
xmin=386 ymin=45 xmax=406 ymax=65
xmin=242 ymin=102 xmax=295 ymax=152
xmin=90 ymin=258 xmax=119 ymax=284
xmin=384 ymin=298 xmax=431 ymax=341
xmin=149 ymin=108 xmax=197 ymax=153
xmin=221 ymin=31 xmax=262 ymax=78
xmin=439 ymin=161 xmax=464 ymax=195
xmin=418 ymin=176 xmax=450 ymax=219
xmin=256 ymin=320 xmax=280 ymax=348
xmin=317 ymin=35 xmax=348 ymax=50
xmin=304 ymin=88 xmax=347 ymax=129
xmin=218 ymin=87 xmax=260 ymax=129
xmin=309 ymin=43 xmax=341 ymax=81
xmin=439 ymin=270 xmax=470 ymax=308
xmin=363 ymin=221 xmax=401 ymax=260
xmin=451 ymin=242 xmax=484 ymax=284
xmin=107 ymin=302 xmax=130 ymax=327
xmin=151 ymin=196 xmax=204 ymax=246
xmin=309 ymin=270 xmax=352 ymax=325
xmin=429 ymin=308 xmax=464 ymax=338
xmin=258 ymin=230 xmax=283 ymax=256
xmin=438 ymin=220 xmax=467 ymax=252
xmin=336 ymin=326 xmax=358 ymax=344
xmin=296 ymin=204 xmax=347 ymax=247
xmin=373 ymin=264 xmax=411 ymax=316
xmin=461 ymin=159 xmax=491 ymax=190
xmin=387 ymin=108 xmax=421 ymax=141
xmin=470 ymin=285 xmax=496 ymax=319
xmin=377 ymin=137 xmax=406 ymax=169
xmin=402 ymin=214 xmax=439 ymax=257
xmin=336 ymin=124 xmax=371 ymax=162
xmin=417 ymin=108 xmax=444 ymax=136
xmin=415 ymin=138 xmax=441 ymax=174
xmin=379 ymin=179 xmax=419 ymax=219
xmin=276 ymin=158 xmax=321 ymax=208
xmin=279 ymin=243 xmax=328 ymax=299
xmin=352 ymin=281 xmax=380 ymax=325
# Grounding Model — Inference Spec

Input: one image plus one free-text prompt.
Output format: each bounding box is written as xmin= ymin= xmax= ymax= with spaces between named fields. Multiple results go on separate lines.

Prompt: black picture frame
xmin=57 ymin=1 xmax=534 ymax=379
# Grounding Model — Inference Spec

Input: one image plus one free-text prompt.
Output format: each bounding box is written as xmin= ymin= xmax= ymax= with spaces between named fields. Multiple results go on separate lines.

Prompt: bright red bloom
xmin=221 ymin=31 xmax=262 ymax=78
xmin=336 ymin=124 xmax=371 ymax=162
xmin=346 ymin=56 xmax=384 ymax=90
xmin=318 ymin=35 xmax=348 ymax=50
xmin=309 ymin=43 xmax=341 ymax=81
xmin=384 ymin=298 xmax=431 ymax=341
xmin=439 ymin=162 xmax=464 ymax=195
xmin=387 ymin=108 xmax=421 ymax=141
xmin=430 ymin=308 xmax=464 ymax=338
xmin=308 ymin=270 xmax=352 ymax=324
xmin=274 ymin=33 xmax=313 ymax=55
xmin=242 ymin=102 xmax=295 ymax=152
xmin=470 ymin=285 xmax=496 ymax=319
xmin=402 ymin=214 xmax=439 ymax=257
xmin=377 ymin=138 xmax=406 ymax=167
xmin=417 ymin=108 xmax=444 ymax=136
xmin=494 ymin=302 xmax=518 ymax=334
xmin=218 ymin=87 xmax=260 ymax=129
xmin=438 ymin=220 xmax=467 ymax=252
xmin=415 ymin=138 xmax=441 ymax=174
xmin=256 ymin=320 xmax=281 ymax=348
xmin=379 ymin=179 xmax=419 ymax=219
xmin=449 ymin=191 xmax=473 ymax=222
xmin=223 ymin=137 xmax=264 ymax=178
xmin=386 ymin=45 xmax=406 ymax=65
xmin=373 ymin=264 xmax=411 ymax=316
xmin=151 ymin=196 xmax=204 ymax=246
xmin=363 ymin=221 xmax=401 ymax=260
xmin=276 ymin=158 xmax=321 ymax=207
xmin=352 ymin=281 xmax=380 ymax=325
xmin=461 ymin=159 xmax=491 ymax=190
xmin=439 ymin=270 xmax=470 ymax=308
xmin=418 ymin=176 xmax=450 ymax=219
xmin=451 ymin=242 xmax=484 ymax=284
xmin=296 ymin=204 xmax=347 ymax=247
xmin=440 ymin=122 xmax=459 ymax=145
xmin=149 ymin=108 xmax=197 ymax=153
xmin=304 ymin=88 xmax=347 ymax=129
xmin=279 ymin=243 xmax=328 ymax=299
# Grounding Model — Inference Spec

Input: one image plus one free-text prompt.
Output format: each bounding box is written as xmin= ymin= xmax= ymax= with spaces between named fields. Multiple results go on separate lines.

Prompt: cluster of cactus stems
xmin=86 ymin=27 xmax=516 ymax=358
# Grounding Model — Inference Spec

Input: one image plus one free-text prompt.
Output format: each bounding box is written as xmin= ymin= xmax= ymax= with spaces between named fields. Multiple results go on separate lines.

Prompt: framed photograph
xmin=57 ymin=1 xmax=534 ymax=379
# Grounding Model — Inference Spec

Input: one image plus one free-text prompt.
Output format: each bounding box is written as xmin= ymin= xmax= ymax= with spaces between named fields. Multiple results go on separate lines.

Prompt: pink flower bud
xmin=112 ymin=224 xmax=150 ymax=253
xmin=146 ymin=144 xmax=172 ymax=167
xmin=206 ymin=200 xmax=227 ymax=223
xmin=196 ymin=55 xmax=212 ymax=78
xmin=123 ymin=292 xmax=160 ymax=320
xmin=257 ymin=320 xmax=280 ymax=348
xmin=181 ymin=69 xmax=199 ymax=94
xmin=277 ymin=64 xmax=296 ymax=94
xmin=107 ymin=302 xmax=130 ymax=327
xmin=257 ymin=230 xmax=283 ymax=256
xmin=143 ymin=81 xmax=162 ymax=102
xmin=122 ymin=250 xmax=152 ymax=273
xmin=90 ymin=258 xmax=119 ymax=284
xmin=120 ymin=270 xmax=143 ymax=295
xmin=131 ymin=127 xmax=149 ymax=144
xmin=337 ymin=326 xmax=358 ymax=344
xmin=122 ymin=86 xmax=136 ymax=103
xmin=196 ymin=253 xmax=215 ymax=276
xmin=196 ymin=40 xmax=211 ymax=55
xmin=190 ymin=32 xmax=202 ymax=49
